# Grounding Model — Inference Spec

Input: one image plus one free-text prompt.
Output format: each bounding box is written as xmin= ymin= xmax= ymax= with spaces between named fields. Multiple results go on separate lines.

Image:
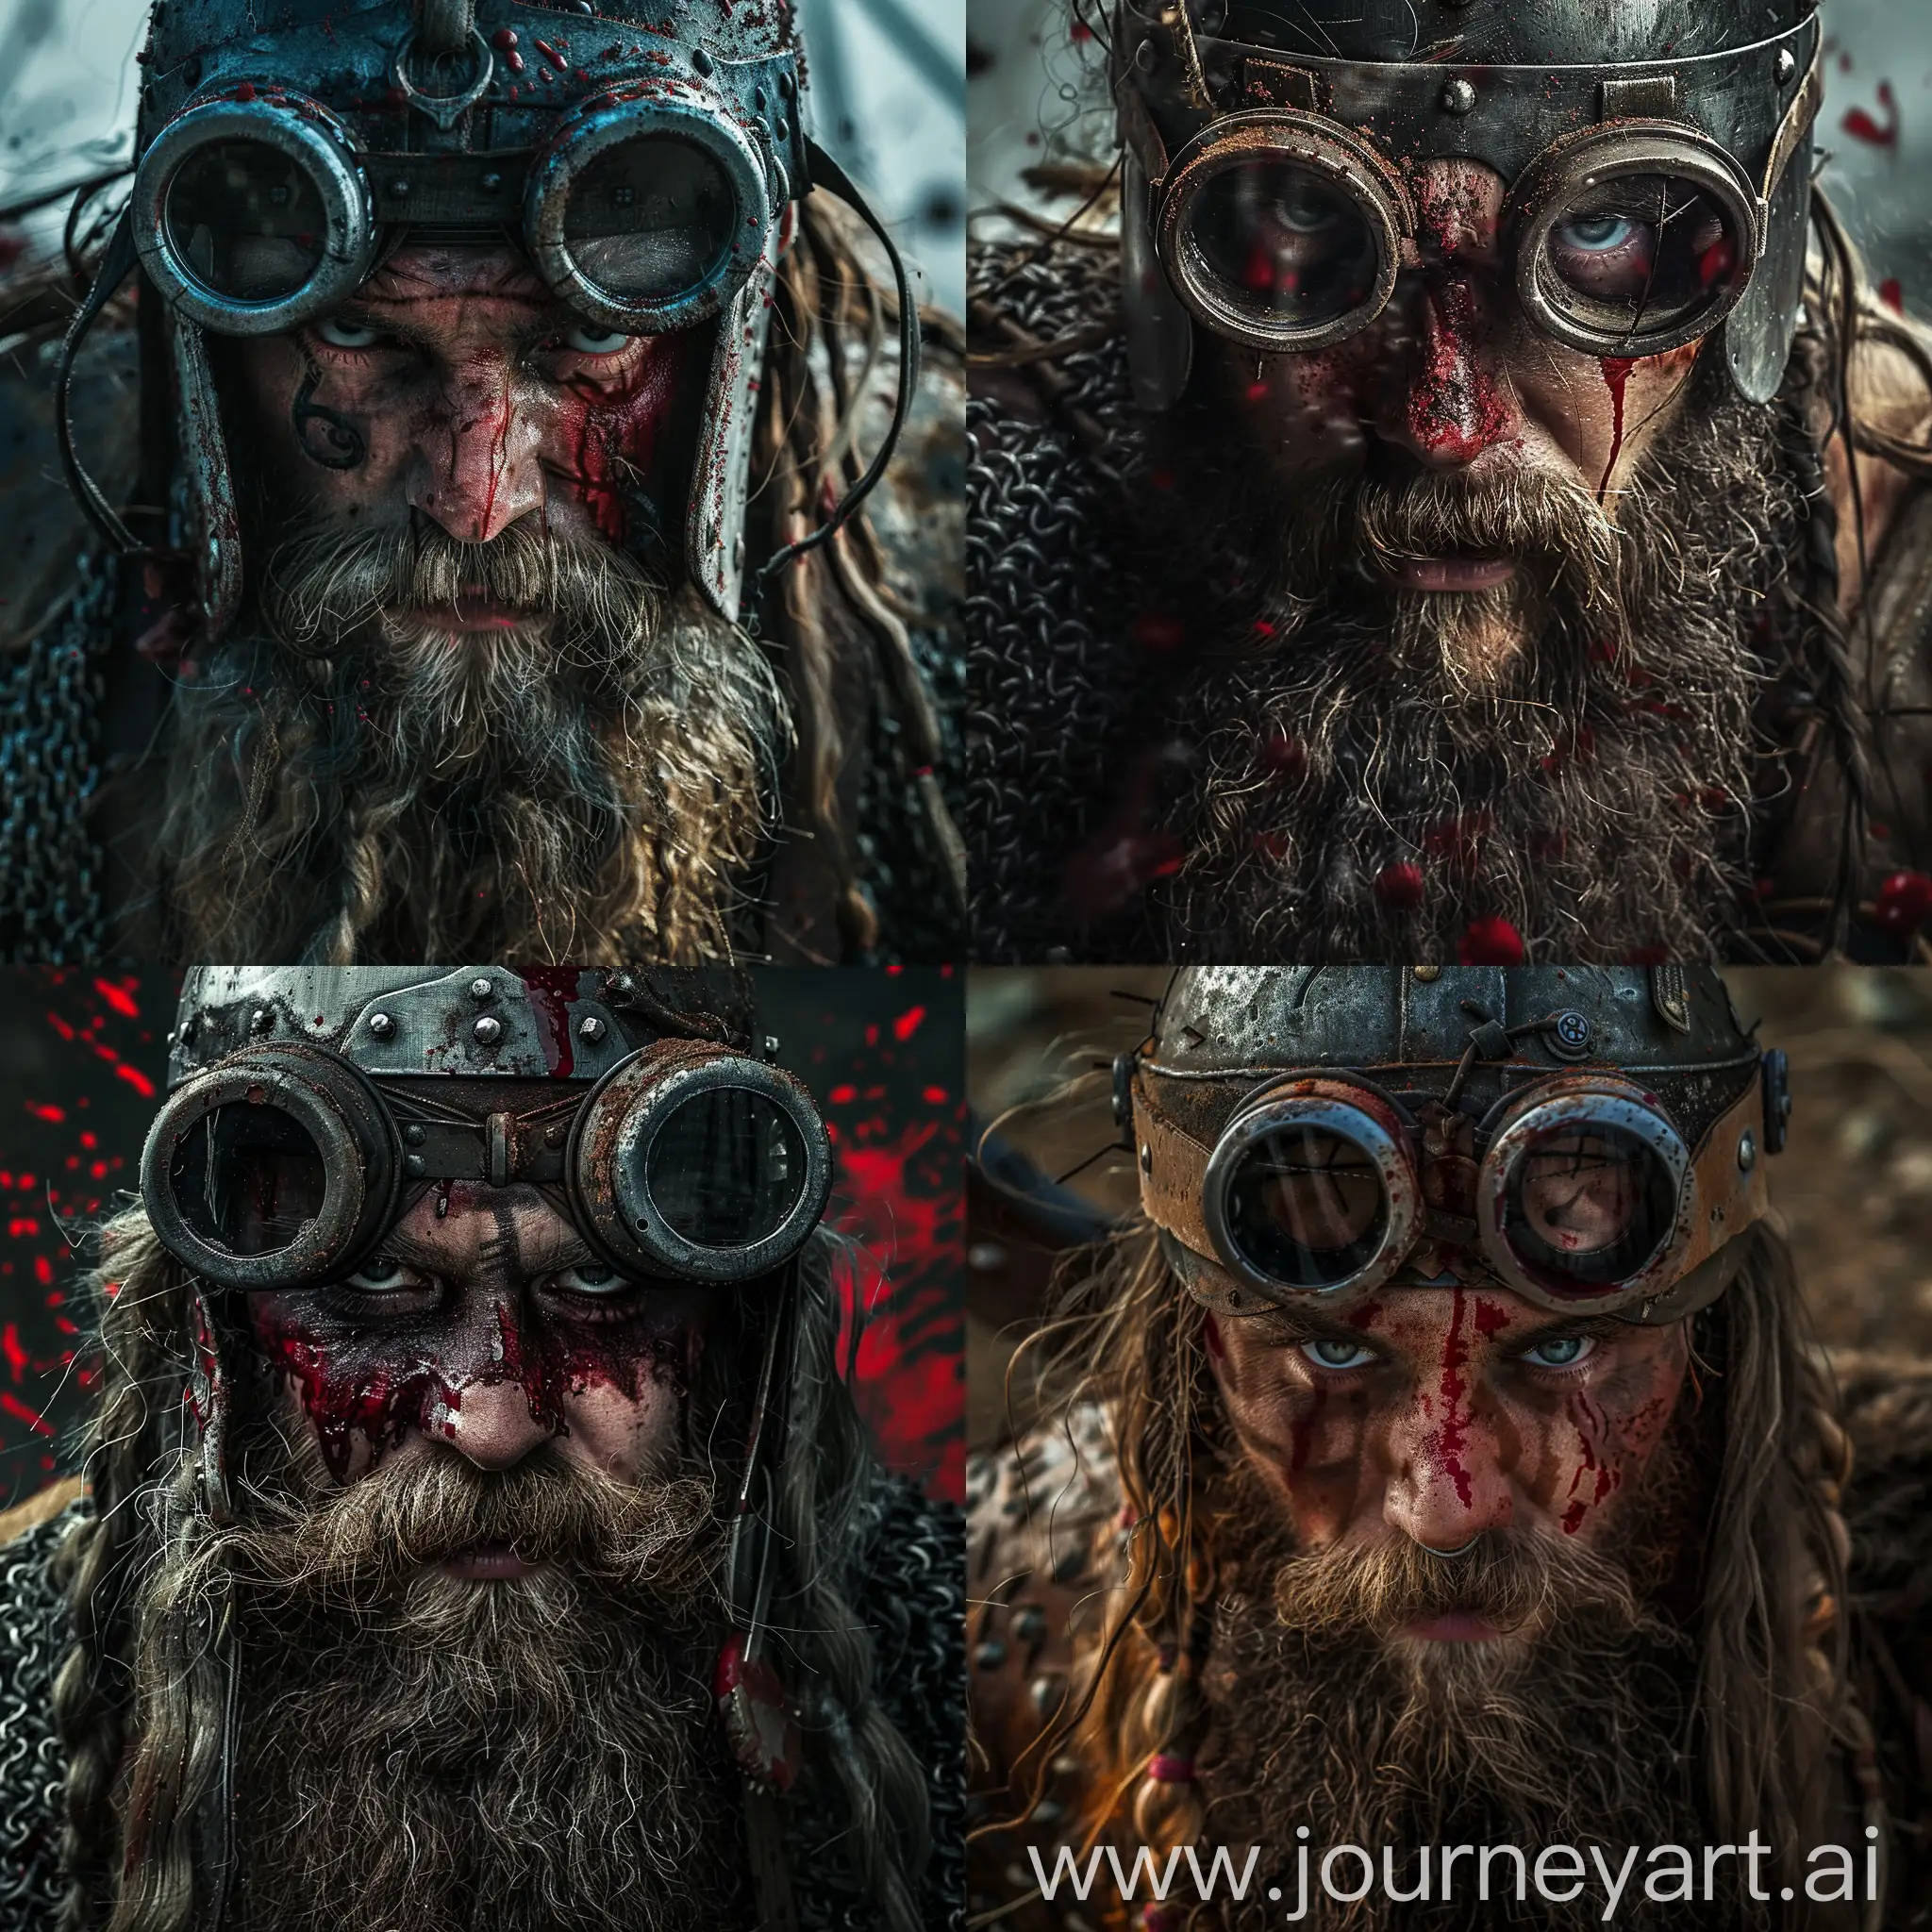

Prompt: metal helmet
xmin=1113 ymin=0 xmax=1822 ymax=408
xmin=1120 ymin=965 xmax=1790 ymax=1324
xmin=61 ymin=0 xmax=917 ymax=633
xmin=145 ymin=962 xmax=833 ymax=1292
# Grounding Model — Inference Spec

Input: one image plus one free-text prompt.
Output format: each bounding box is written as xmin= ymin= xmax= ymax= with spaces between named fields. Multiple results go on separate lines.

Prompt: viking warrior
xmin=968 ymin=966 xmax=1932 ymax=1928
xmin=968 ymin=0 xmax=1932 ymax=964
xmin=0 ymin=966 xmax=963 ymax=1932
xmin=1 ymin=0 xmax=963 ymax=966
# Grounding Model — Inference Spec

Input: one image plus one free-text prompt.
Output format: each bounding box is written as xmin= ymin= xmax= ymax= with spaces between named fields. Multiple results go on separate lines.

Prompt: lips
xmin=1385 ymin=555 xmax=1518 ymax=592
xmin=440 ymin=1541 xmax=542 ymax=1581
xmin=393 ymin=591 xmax=535 ymax=633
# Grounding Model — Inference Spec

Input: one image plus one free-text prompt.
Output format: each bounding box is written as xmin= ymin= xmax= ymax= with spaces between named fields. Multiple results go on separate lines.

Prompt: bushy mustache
xmin=258 ymin=520 xmax=666 ymax=668
xmin=1270 ymin=1524 xmax=1655 ymax=1644
xmin=211 ymin=1442 xmax=721 ymax=1611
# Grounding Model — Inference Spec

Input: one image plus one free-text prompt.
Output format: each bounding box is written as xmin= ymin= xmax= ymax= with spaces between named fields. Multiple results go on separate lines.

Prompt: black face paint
xmin=292 ymin=362 xmax=368 ymax=471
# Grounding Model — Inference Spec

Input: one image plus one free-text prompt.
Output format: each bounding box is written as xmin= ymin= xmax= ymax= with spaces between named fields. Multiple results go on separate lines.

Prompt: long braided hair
xmin=50 ymin=1208 xmax=931 ymax=1932
xmin=1002 ymin=1216 xmax=1865 ymax=1923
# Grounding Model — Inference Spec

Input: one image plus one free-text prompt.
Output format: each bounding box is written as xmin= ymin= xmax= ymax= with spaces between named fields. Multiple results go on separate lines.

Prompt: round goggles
xmin=1140 ymin=1068 xmax=1765 ymax=1318
xmin=130 ymin=87 xmax=776 ymax=338
xmin=1155 ymin=109 xmax=1763 ymax=361
xmin=141 ymin=1039 xmax=832 ymax=1294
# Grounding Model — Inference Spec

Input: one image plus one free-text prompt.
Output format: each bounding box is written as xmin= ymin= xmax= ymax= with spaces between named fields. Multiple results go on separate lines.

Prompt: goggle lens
xmin=166 ymin=1102 xmax=329 ymax=1260
xmin=624 ymin=1085 xmax=808 ymax=1252
xmin=1501 ymin=1123 xmax=1676 ymax=1291
xmin=1188 ymin=159 xmax=1381 ymax=331
xmin=1223 ymin=1124 xmax=1390 ymax=1290
xmin=561 ymin=134 xmax=738 ymax=305
xmin=164 ymin=139 xmax=332 ymax=302
xmin=1541 ymin=174 xmax=1746 ymax=340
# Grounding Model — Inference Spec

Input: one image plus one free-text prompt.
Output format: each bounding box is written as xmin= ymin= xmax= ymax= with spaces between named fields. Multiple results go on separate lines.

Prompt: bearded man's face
xmin=1209 ymin=159 xmax=1703 ymax=690
xmin=207 ymin=1176 xmax=744 ymax=1932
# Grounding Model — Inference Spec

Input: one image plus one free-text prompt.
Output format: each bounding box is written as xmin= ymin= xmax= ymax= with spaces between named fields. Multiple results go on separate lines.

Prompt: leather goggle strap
xmin=1763 ymin=52 xmax=1824 ymax=203
xmin=1130 ymin=1088 xmax=1217 ymax=1258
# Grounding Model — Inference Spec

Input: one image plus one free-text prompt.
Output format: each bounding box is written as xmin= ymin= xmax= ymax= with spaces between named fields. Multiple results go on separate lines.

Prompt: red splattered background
xmin=0 ymin=969 xmax=963 ymax=1510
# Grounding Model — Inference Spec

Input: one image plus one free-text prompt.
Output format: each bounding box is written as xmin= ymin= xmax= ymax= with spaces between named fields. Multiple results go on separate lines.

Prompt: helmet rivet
xmin=754 ymin=85 xmax=767 ymax=110
xmin=1738 ymin=1130 xmax=1757 ymax=1172
xmin=1548 ymin=1009 xmax=1593 ymax=1058
xmin=1441 ymin=78 xmax=1476 ymax=115
xmin=579 ymin=1015 xmax=607 ymax=1042
xmin=1140 ymin=1142 xmax=1153 ymax=1174
xmin=474 ymin=1016 xmax=504 ymax=1046
xmin=609 ymin=972 xmax=635 ymax=996
xmin=691 ymin=44 xmax=713 ymax=75
xmin=481 ymin=172 xmax=503 ymax=192
xmin=1412 ymin=965 xmax=1441 ymax=983
xmin=1775 ymin=47 xmax=1797 ymax=84
xmin=390 ymin=177 xmax=411 ymax=197
xmin=774 ymin=116 xmax=790 ymax=142
xmin=249 ymin=1008 xmax=273 ymax=1035
xmin=404 ymin=1124 xmax=427 ymax=1146
xmin=778 ymin=71 xmax=794 ymax=99
xmin=368 ymin=1011 xmax=395 ymax=1039
xmin=470 ymin=977 xmax=494 ymax=1002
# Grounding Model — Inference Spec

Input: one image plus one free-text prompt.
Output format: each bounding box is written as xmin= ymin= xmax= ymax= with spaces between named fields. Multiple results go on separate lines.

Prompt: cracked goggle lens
xmin=168 ymin=1104 xmax=328 ymax=1259
xmin=638 ymin=1087 xmax=807 ymax=1250
xmin=1224 ymin=1124 xmax=1388 ymax=1289
xmin=1501 ymin=1124 xmax=1676 ymax=1290
xmin=164 ymin=140 xmax=332 ymax=301
xmin=561 ymin=135 xmax=738 ymax=304
xmin=1188 ymin=159 xmax=1380 ymax=330
xmin=1542 ymin=175 xmax=1745 ymax=338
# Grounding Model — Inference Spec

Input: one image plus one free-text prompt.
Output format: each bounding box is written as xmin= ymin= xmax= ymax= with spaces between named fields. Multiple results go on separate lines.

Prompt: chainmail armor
xmin=788 ymin=1476 xmax=967 ymax=1932
xmin=0 ymin=1507 xmax=78 ymax=1932
xmin=0 ymin=559 xmax=113 ymax=965
xmin=0 ymin=1486 xmax=961 ymax=1932
xmin=965 ymin=240 xmax=1159 ymax=963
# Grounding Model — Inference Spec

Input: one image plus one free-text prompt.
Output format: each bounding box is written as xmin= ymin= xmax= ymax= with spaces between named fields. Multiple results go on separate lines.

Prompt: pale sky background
xmin=969 ymin=0 xmax=1932 ymax=312
xmin=0 ymin=0 xmax=966 ymax=315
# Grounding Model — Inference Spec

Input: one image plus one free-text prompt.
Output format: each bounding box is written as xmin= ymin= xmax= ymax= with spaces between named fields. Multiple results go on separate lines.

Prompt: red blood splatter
xmin=1374 ymin=861 xmax=1424 ymax=909
xmin=1436 ymin=1287 xmax=1474 ymax=1507
xmin=1874 ymin=871 xmax=1932 ymax=936
xmin=94 ymin=977 xmax=139 ymax=1019
xmin=235 ymin=81 xmax=257 ymax=101
xmin=1 ymin=1325 xmax=24 ymax=1381
xmin=0 ymin=1393 xmax=52 ymax=1438
xmin=24 ymin=1104 xmax=62 ymax=1123
xmin=1070 ymin=17 xmax=1093 ymax=41
xmin=1407 ymin=279 xmax=1510 ymax=463
xmin=492 ymin=25 xmax=519 ymax=46
xmin=1458 ymin=917 xmax=1526 ymax=966
xmin=518 ymin=966 xmax=583 ymax=1077
xmin=533 ymin=37 xmax=570 ymax=70
xmin=892 ymin=1007 xmax=926 ymax=1043
xmin=1696 ymin=238 xmax=1736 ymax=288
xmin=1597 ymin=358 xmax=1635 ymax=500
xmin=560 ymin=333 xmax=691 ymax=547
xmin=1841 ymin=82 xmax=1899 ymax=150
xmin=1880 ymin=278 xmax=1905 ymax=313
xmin=113 ymin=1064 xmax=157 ymax=1098
xmin=1260 ymin=728 xmax=1307 ymax=781
xmin=1472 ymin=1297 xmax=1512 ymax=1337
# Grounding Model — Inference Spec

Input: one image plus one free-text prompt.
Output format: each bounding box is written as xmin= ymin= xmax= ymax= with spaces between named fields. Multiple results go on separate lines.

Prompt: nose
xmin=407 ymin=353 xmax=544 ymax=543
xmin=1373 ymin=277 xmax=1522 ymax=470
xmin=1381 ymin=1376 xmax=1513 ymax=1549
xmin=441 ymin=1374 xmax=555 ymax=1471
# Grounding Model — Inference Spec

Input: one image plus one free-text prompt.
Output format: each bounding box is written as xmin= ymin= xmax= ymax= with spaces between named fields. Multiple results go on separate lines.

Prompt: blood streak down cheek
xmin=249 ymin=1301 xmax=451 ymax=1485
xmin=490 ymin=1299 xmax=694 ymax=1432
xmin=560 ymin=329 xmax=699 ymax=547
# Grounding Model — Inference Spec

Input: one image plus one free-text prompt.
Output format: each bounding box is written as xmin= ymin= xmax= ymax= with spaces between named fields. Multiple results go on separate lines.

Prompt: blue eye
xmin=1557 ymin=214 xmax=1638 ymax=255
xmin=1301 ymin=1338 xmax=1375 ymax=1371
xmin=1524 ymin=1336 xmax=1593 ymax=1368
xmin=560 ymin=324 xmax=634 ymax=354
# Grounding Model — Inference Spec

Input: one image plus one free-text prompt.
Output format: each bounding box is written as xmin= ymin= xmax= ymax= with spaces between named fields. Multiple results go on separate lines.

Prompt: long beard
xmin=1192 ymin=1448 xmax=1727 ymax=1930
xmin=1145 ymin=362 xmax=1798 ymax=961
xmin=202 ymin=1442 xmax=747 ymax=1932
xmin=149 ymin=522 xmax=788 ymax=964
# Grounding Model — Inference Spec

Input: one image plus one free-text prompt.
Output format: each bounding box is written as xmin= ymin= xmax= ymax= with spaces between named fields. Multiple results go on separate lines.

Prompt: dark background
xmin=0 ymin=968 xmax=964 ymax=1510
